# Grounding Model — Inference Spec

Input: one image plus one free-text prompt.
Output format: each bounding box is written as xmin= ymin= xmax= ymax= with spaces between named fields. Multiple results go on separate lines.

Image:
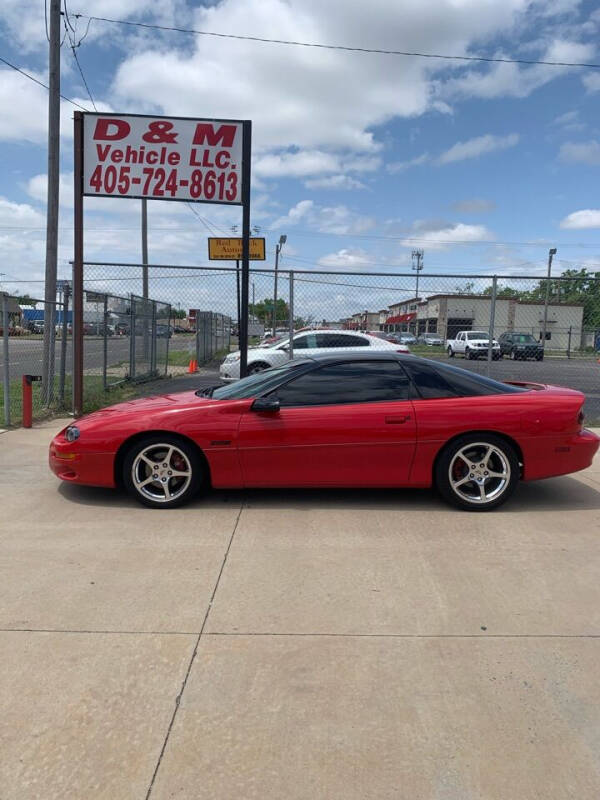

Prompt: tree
xmin=13 ymin=293 xmax=38 ymax=307
xmin=249 ymin=297 xmax=289 ymax=326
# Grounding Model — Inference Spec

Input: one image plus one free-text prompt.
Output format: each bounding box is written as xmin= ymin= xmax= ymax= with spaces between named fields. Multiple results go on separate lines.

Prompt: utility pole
xmin=141 ymin=199 xmax=149 ymax=357
xmin=42 ymin=0 xmax=61 ymax=405
xmin=411 ymin=249 xmax=424 ymax=335
xmin=541 ymin=247 xmax=557 ymax=350
xmin=272 ymin=235 xmax=287 ymax=335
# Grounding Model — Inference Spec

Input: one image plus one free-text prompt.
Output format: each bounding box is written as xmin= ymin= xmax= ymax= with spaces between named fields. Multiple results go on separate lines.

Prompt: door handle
xmin=385 ymin=415 xmax=411 ymax=424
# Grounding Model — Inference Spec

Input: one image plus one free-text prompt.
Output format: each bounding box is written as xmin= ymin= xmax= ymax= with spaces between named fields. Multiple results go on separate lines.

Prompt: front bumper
xmin=220 ymin=361 xmax=240 ymax=382
xmin=49 ymin=436 xmax=116 ymax=488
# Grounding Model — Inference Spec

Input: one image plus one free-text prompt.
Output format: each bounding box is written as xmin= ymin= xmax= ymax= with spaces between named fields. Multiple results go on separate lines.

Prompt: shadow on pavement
xmin=57 ymin=474 xmax=600 ymax=513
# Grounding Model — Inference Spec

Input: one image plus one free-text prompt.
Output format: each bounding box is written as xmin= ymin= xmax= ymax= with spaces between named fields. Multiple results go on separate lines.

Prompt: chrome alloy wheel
xmin=448 ymin=441 xmax=511 ymax=505
xmin=131 ymin=443 xmax=192 ymax=504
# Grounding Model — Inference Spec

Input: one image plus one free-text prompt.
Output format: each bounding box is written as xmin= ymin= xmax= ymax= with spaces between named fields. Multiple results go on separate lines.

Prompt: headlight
xmin=64 ymin=426 xmax=80 ymax=442
xmin=225 ymin=353 xmax=241 ymax=362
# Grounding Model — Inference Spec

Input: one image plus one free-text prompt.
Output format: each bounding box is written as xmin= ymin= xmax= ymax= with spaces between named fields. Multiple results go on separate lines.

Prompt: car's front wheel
xmin=447 ymin=346 xmax=454 ymax=358
xmin=248 ymin=361 xmax=270 ymax=375
xmin=123 ymin=435 xmax=203 ymax=508
xmin=435 ymin=434 xmax=519 ymax=511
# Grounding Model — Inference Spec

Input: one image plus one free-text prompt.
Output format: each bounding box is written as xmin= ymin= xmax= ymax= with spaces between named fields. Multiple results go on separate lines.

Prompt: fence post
xmin=164 ymin=305 xmax=171 ymax=375
xmin=2 ymin=293 xmax=10 ymax=427
xmin=59 ymin=286 xmax=69 ymax=405
xmin=567 ymin=326 xmax=572 ymax=359
xmin=150 ymin=300 xmax=157 ymax=375
xmin=486 ymin=275 xmax=498 ymax=376
xmin=129 ymin=295 xmax=136 ymax=380
xmin=288 ymin=271 xmax=294 ymax=360
xmin=102 ymin=294 xmax=109 ymax=391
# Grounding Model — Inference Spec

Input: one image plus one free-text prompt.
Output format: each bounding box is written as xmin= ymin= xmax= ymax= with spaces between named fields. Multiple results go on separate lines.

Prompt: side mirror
xmin=251 ymin=396 xmax=280 ymax=413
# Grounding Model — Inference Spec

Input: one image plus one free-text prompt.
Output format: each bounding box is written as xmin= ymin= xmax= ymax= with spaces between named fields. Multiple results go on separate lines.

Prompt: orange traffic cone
xmin=188 ymin=359 xmax=197 ymax=373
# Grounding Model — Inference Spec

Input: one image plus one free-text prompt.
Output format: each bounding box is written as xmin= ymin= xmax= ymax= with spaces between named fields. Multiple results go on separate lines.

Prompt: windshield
xmin=467 ymin=331 xmax=488 ymax=340
xmin=208 ymin=361 xmax=309 ymax=399
xmin=514 ymin=334 xmax=537 ymax=343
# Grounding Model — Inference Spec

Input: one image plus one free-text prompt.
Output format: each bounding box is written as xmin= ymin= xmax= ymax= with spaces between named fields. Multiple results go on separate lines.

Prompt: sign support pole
xmin=73 ymin=112 xmax=84 ymax=416
xmin=239 ymin=121 xmax=252 ymax=378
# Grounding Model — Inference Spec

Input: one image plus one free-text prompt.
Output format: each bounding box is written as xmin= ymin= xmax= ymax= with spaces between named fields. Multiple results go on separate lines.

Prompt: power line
xmin=71 ymin=14 xmax=600 ymax=69
xmin=63 ymin=12 xmax=97 ymax=111
xmin=0 ymin=54 xmax=89 ymax=110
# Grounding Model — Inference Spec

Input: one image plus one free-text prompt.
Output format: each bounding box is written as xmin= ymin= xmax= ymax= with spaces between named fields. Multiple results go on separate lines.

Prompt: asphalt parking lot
xmin=2 ymin=420 xmax=600 ymax=799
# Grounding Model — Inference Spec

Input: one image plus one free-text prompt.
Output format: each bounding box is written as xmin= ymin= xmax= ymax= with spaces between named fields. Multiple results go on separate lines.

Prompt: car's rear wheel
xmin=435 ymin=434 xmax=519 ymax=511
xmin=447 ymin=346 xmax=454 ymax=358
xmin=248 ymin=361 xmax=269 ymax=374
xmin=123 ymin=435 xmax=203 ymax=509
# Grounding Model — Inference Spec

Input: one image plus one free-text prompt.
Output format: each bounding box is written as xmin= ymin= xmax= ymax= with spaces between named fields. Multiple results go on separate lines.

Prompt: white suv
xmin=220 ymin=329 xmax=410 ymax=381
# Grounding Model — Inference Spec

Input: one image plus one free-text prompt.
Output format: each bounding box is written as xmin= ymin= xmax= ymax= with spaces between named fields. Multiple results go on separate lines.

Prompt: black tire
xmin=447 ymin=347 xmax=454 ymax=358
xmin=536 ymin=353 xmax=544 ymax=361
xmin=248 ymin=361 xmax=269 ymax=374
xmin=492 ymin=353 xmax=501 ymax=360
xmin=510 ymin=349 xmax=519 ymax=361
xmin=123 ymin=434 xmax=204 ymax=509
xmin=435 ymin=433 xmax=519 ymax=512
xmin=465 ymin=347 xmax=472 ymax=360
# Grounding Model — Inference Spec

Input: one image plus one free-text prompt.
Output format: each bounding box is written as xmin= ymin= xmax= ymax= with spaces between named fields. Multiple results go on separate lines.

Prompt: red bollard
xmin=22 ymin=375 xmax=41 ymax=428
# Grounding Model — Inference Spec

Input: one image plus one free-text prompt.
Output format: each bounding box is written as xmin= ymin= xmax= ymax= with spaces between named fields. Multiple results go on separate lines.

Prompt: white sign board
xmin=82 ymin=113 xmax=244 ymax=205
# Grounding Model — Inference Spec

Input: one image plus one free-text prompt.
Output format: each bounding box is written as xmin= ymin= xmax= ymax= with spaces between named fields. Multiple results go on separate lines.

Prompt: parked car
xmin=392 ymin=333 xmax=417 ymax=345
xmin=220 ymin=329 xmax=410 ymax=381
xmin=366 ymin=330 xmax=406 ymax=344
xmin=156 ymin=325 xmax=172 ymax=338
xmin=498 ymin=332 xmax=544 ymax=361
xmin=114 ymin=322 xmax=130 ymax=336
xmin=446 ymin=330 xmax=501 ymax=360
xmin=49 ymin=352 xmax=599 ymax=512
xmin=417 ymin=333 xmax=444 ymax=346
xmin=27 ymin=320 xmax=44 ymax=334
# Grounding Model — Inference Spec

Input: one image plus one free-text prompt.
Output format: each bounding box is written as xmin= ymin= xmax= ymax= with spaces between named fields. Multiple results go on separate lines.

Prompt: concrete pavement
xmin=1 ymin=420 xmax=600 ymax=799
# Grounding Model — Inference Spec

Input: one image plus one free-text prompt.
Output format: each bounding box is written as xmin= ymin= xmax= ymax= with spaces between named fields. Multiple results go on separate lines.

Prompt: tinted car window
xmin=271 ymin=361 xmax=410 ymax=406
xmin=315 ymin=333 xmax=369 ymax=348
xmin=289 ymin=334 xmax=317 ymax=349
xmin=402 ymin=360 xmax=526 ymax=399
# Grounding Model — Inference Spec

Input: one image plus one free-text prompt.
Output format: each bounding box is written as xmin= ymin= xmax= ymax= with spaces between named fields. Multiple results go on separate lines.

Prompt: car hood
xmin=80 ymin=390 xmax=210 ymax=420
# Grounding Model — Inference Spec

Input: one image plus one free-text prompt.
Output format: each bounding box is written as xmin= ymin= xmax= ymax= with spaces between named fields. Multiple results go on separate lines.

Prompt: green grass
xmin=0 ymin=375 xmax=138 ymax=427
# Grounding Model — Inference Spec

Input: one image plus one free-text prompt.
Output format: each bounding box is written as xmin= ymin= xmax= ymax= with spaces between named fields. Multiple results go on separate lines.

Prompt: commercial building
xmin=347 ymin=293 xmax=585 ymax=351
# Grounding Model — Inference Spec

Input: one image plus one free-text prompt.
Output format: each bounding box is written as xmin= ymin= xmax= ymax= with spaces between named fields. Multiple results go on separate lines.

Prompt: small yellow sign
xmin=208 ymin=237 xmax=266 ymax=260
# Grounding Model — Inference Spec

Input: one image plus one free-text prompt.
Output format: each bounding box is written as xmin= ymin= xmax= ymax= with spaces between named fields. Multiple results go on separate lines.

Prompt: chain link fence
xmin=1 ymin=292 xmax=70 ymax=426
xmin=4 ymin=264 xmax=600 ymax=425
xmin=81 ymin=263 xmax=600 ymax=422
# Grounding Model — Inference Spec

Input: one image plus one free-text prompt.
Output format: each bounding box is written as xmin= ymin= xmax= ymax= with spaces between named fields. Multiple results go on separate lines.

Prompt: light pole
xmin=412 ymin=249 xmax=424 ymax=334
xmin=541 ymin=247 xmax=557 ymax=349
xmin=272 ymin=234 xmax=287 ymax=335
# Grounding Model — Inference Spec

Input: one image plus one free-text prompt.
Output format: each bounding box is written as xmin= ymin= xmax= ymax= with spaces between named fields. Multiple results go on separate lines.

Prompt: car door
xmin=454 ymin=332 xmax=465 ymax=353
xmin=237 ymin=360 xmax=417 ymax=487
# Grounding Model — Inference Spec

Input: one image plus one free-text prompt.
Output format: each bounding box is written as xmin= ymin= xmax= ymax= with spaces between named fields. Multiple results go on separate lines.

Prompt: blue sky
xmin=1 ymin=0 xmax=600 ymax=314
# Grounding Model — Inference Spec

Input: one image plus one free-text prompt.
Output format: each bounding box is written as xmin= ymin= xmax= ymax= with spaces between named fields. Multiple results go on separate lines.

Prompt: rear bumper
xmin=49 ymin=438 xmax=116 ymax=488
xmin=523 ymin=429 xmax=600 ymax=481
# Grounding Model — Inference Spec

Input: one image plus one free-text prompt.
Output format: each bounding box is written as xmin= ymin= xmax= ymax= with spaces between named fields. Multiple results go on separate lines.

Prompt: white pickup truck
xmin=446 ymin=330 xmax=501 ymax=360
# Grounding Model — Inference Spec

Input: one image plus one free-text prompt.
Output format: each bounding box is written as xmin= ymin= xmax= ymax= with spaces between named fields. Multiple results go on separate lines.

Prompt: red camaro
xmin=49 ymin=353 xmax=599 ymax=511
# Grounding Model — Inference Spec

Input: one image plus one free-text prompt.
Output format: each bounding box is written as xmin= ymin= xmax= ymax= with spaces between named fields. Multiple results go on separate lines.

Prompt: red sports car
xmin=49 ymin=353 xmax=599 ymax=511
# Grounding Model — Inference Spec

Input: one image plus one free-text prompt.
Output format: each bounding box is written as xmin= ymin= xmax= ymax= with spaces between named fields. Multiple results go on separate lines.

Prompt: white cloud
xmin=437 ymin=133 xmax=519 ymax=164
xmin=0 ymin=196 xmax=46 ymax=227
xmin=111 ymin=0 xmax=544 ymax=159
xmin=400 ymin=221 xmax=493 ymax=249
xmin=304 ymin=175 xmax=366 ymax=190
xmin=317 ymin=248 xmax=373 ymax=268
xmin=439 ymin=39 xmax=596 ymax=101
xmin=254 ymin=151 xmax=341 ymax=178
xmin=582 ymin=73 xmax=600 ymax=93
xmin=559 ymin=209 xmax=600 ymax=229
xmin=559 ymin=140 xmax=600 ymax=164
xmin=271 ymin=200 xmax=375 ymax=235
xmin=452 ymin=198 xmax=496 ymax=213
xmin=387 ymin=153 xmax=430 ymax=173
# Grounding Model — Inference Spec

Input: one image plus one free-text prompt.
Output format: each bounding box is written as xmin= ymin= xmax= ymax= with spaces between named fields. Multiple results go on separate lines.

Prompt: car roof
xmin=292 ymin=351 xmax=412 ymax=364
